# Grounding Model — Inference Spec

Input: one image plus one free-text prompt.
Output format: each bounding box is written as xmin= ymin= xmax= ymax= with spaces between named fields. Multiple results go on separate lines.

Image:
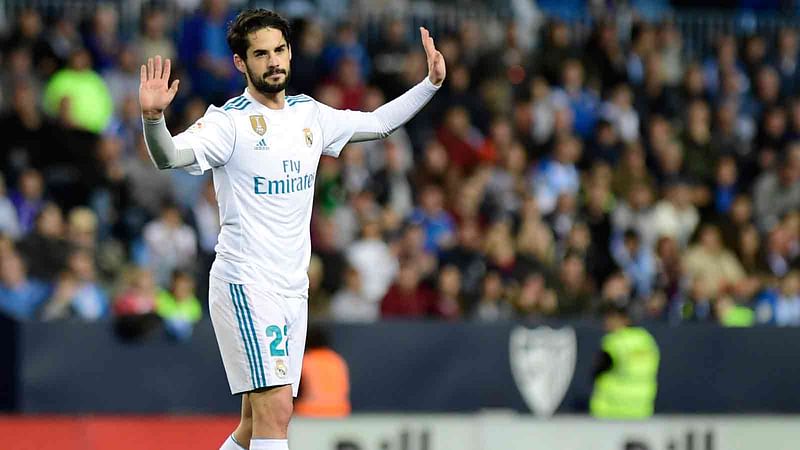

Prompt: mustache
xmin=263 ymin=68 xmax=286 ymax=78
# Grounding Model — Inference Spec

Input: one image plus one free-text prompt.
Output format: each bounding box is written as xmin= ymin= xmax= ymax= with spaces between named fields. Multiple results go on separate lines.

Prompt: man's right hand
xmin=140 ymin=55 xmax=180 ymax=121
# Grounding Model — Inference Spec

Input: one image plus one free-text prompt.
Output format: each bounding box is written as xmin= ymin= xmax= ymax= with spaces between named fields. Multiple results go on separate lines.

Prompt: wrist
xmin=423 ymin=76 xmax=442 ymax=91
xmin=142 ymin=110 xmax=164 ymax=121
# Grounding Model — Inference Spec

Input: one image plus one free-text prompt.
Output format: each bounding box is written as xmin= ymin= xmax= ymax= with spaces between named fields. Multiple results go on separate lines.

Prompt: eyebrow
xmin=252 ymin=44 xmax=287 ymax=55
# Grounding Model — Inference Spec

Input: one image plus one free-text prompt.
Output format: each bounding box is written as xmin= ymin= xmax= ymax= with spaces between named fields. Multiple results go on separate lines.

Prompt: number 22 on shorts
xmin=266 ymin=325 xmax=289 ymax=356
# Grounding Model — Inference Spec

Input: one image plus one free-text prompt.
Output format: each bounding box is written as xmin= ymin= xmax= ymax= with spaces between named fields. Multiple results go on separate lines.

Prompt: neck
xmin=247 ymin=85 xmax=285 ymax=110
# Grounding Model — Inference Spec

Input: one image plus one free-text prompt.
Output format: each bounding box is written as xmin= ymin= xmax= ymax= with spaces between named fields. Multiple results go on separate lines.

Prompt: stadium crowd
xmin=1 ymin=0 xmax=800 ymax=333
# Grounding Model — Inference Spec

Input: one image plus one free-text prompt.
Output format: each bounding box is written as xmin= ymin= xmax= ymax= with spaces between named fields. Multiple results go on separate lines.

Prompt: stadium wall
xmin=1 ymin=414 xmax=798 ymax=450
xmin=6 ymin=320 xmax=800 ymax=414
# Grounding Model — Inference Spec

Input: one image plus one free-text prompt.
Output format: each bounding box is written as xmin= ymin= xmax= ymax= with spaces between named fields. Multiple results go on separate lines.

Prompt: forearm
xmin=142 ymin=116 xmax=197 ymax=169
xmin=350 ymin=77 xmax=440 ymax=142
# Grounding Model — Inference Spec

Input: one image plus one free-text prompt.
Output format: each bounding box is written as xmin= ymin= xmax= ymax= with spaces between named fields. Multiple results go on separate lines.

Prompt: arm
xmin=353 ymin=27 xmax=444 ymax=142
xmin=142 ymin=116 xmax=197 ymax=169
xmin=320 ymin=28 xmax=446 ymax=157
xmin=139 ymin=55 xmax=196 ymax=170
xmin=348 ymin=77 xmax=440 ymax=142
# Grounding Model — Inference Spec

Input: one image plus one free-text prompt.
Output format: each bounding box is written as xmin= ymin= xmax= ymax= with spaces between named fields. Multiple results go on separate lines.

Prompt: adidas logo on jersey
xmin=254 ymin=138 xmax=269 ymax=151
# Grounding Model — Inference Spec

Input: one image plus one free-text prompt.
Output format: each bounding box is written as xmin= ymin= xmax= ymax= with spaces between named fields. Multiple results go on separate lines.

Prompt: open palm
xmin=420 ymin=27 xmax=446 ymax=87
xmin=140 ymin=55 xmax=180 ymax=120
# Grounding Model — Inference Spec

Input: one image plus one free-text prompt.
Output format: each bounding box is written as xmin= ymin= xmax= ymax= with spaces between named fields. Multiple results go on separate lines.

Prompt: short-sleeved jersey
xmin=174 ymin=89 xmax=361 ymax=296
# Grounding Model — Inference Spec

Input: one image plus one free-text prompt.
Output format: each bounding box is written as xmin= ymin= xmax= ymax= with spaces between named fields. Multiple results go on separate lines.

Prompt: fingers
xmin=420 ymin=27 xmax=433 ymax=57
xmin=140 ymin=64 xmax=146 ymax=83
xmin=147 ymin=57 xmax=154 ymax=80
xmin=168 ymin=79 xmax=180 ymax=96
xmin=163 ymin=58 xmax=171 ymax=82
xmin=155 ymin=55 xmax=162 ymax=79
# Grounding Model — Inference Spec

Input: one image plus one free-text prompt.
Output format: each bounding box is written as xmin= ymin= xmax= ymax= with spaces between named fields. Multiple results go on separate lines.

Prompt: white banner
xmin=289 ymin=414 xmax=800 ymax=450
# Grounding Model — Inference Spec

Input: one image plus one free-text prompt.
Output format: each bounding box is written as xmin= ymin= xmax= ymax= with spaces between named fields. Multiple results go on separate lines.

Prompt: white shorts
xmin=208 ymin=275 xmax=308 ymax=396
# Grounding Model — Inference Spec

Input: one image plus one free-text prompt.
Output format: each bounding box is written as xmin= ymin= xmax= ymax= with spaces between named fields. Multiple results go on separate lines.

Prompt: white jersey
xmin=174 ymin=89 xmax=362 ymax=296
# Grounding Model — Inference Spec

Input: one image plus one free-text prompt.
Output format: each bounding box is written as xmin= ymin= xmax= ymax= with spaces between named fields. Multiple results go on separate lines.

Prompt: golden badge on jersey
xmin=303 ymin=128 xmax=313 ymax=147
xmin=249 ymin=115 xmax=267 ymax=135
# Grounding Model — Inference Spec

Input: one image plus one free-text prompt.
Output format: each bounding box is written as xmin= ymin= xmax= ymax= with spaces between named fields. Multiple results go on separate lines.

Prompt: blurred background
xmin=1 ymin=0 xmax=800 ymax=448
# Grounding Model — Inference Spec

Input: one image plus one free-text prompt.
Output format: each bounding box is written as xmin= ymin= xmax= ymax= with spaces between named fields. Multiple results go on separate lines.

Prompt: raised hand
xmin=140 ymin=55 xmax=180 ymax=120
xmin=420 ymin=27 xmax=446 ymax=87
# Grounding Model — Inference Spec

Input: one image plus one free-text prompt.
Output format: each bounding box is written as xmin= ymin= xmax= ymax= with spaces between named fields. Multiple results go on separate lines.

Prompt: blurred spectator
xmin=553 ymin=251 xmax=594 ymax=317
xmin=112 ymin=266 xmax=161 ymax=339
xmin=533 ymin=135 xmax=581 ymax=215
xmin=611 ymin=229 xmax=656 ymax=298
xmin=330 ymin=266 xmax=375 ymax=323
xmin=10 ymin=168 xmax=45 ymax=235
xmin=46 ymin=16 xmax=83 ymax=68
xmin=156 ymin=270 xmax=202 ymax=340
xmin=43 ymin=48 xmax=112 ymax=133
xmin=179 ymin=0 xmax=238 ymax=103
xmin=291 ymin=20 xmax=325 ymax=96
xmin=473 ymin=271 xmax=512 ymax=321
xmin=380 ymin=261 xmax=434 ymax=318
xmin=346 ymin=216 xmax=398 ymax=304
xmin=142 ymin=203 xmax=198 ymax=287
xmin=84 ymin=5 xmax=120 ymax=73
xmin=409 ymin=184 xmax=456 ymax=253
xmin=513 ymin=272 xmax=558 ymax=320
xmin=0 ymin=82 xmax=50 ymax=184
xmin=775 ymin=28 xmax=800 ymax=97
xmin=0 ymin=175 xmax=21 ymax=239
xmin=104 ymin=45 xmax=142 ymax=111
xmin=756 ymin=271 xmax=800 ymax=326
xmin=321 ymin=22 xmax=370 ymax=80
xmin=612 ymin=142 xmax=655 ymax=199
xmin=17 ymin=202 xmax=70 ymax=281
xmin=441 ymin=219 xmax=488 ymax=310
xmin=368 ymin=19 xmax=410 ymax=99
xmin=551 ymin=59 xmax=600 ymax=140
xmin=601 ymin=84 xmax=639 ymax=143
xmin=124 ymin=135 xmax=176 ymax=220
xmin=138 ymin=8 xmax=176 ymax=63
xmin=651 ymin=178 xmax=699 ymax=247
xmin=683 ymin=224 xmax=745 ymax=299
xmin=712 ymin=156 xmax=739 ymax=215
xmin=433 ymin=265 xmax=462 ymax=320
xmin=753 ymin=144 xmax=800 ymax=231
xmin=40 ymin=248 xmax=109 ymax=321
xmin=436 ymin=105 xmax=484 ymax=173
xmin=533 ymin=20 xmax=581 ymax=86
xmin=3 ymin=8 xmax=58 ymax=77
xmin=0 ymin=250 xmax=49 ymax=320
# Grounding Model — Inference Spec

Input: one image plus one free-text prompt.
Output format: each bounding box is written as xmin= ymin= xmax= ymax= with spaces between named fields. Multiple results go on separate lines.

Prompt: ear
xmin=233 ymin=54 xmax=247 ymax=75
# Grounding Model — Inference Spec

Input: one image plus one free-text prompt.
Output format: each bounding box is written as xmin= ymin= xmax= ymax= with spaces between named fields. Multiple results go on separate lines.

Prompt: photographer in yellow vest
xmin=590 ymin=303 xmax=660 ymax=419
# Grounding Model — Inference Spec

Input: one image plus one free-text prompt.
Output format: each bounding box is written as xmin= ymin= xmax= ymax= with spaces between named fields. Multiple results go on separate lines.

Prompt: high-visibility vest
xmin=590 ymin=326 xmax=660 ymax=419
xmin=295 ymin=348 xmax=351 ymax=417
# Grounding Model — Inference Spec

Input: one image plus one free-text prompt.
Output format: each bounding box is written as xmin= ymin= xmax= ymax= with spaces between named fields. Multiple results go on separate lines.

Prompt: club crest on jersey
xmin=275 ymin=359 xmax=288 ymax=379
xmin=303 ymin=128 xmax=313 ymax=147
xmin=250 ymin=115 xmax=267 ymax=135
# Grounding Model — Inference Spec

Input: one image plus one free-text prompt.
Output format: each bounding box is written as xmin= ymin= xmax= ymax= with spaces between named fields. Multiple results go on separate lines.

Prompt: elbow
xmin=152 ymin=159 xmax=174 ymax=170
xmin=379 ymin=128 xmax=395 ymax=139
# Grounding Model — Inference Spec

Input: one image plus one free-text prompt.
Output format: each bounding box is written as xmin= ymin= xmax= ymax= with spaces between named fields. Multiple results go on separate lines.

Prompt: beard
xmin=247 ymin=63 xmax=290 ymax=94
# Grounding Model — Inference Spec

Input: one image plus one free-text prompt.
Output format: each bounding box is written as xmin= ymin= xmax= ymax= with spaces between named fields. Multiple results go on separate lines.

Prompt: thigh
xmin=286 ymin=296 xmax=308 ymax=397
xmin=209 ymin=278 xmax=288 ymax=393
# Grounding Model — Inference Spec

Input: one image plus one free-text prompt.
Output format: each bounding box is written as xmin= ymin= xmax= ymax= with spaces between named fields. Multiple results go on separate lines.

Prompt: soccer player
xmin=139 ymin=9 xmax=445 ymax=450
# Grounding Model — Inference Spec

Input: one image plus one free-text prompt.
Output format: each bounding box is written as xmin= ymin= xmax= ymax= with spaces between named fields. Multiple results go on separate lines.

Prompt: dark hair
xmin=226 ymin=9 xmax=290 ymax=59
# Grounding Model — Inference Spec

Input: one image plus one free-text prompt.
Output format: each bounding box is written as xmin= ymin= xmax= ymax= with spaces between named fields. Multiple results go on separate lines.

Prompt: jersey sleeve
xmin=173 ymin=106 xmax=236 ymax=175
xmin=316 ymin=77 xmax=439 ymax=158
xmin=316 ymin=102 xmax=370 ymax=158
